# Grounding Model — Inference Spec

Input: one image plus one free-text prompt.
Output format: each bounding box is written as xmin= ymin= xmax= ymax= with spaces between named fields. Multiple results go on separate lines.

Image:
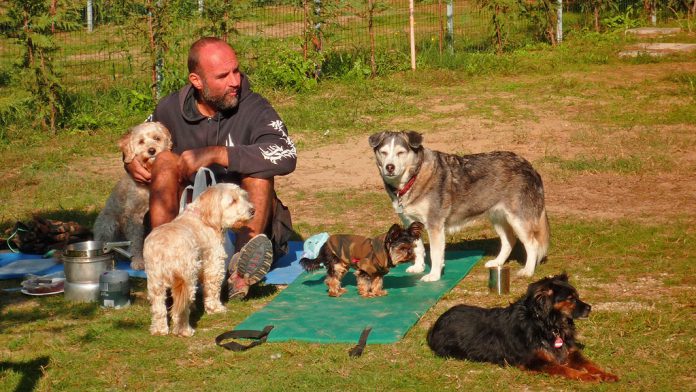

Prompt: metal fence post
xmin=409 ymin=0 xmax=416 ymax=70
xmin=556 ymin=0 xmax=563 ymax=44
xmin=86 ymin=0 xmax=93 ymax=32
xmin=446 ymin=0 xmax=453 ymax=53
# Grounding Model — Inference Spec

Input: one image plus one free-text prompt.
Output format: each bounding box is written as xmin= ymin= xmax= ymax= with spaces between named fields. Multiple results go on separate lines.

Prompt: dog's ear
xmin=156 ymin=122 xmax=173 ymax=151
xmin=555 ymin=272 xmax=569 ymax=282
xmin=385 ymin=223 xmax=403 ymax=243
xmin=408 ymin=221 xmax=425 ymax=239
xmin=368 ymin=132 xmax=386 ymax=149
xmin=405 ymin=131 xmax=423 ymax=150
xmin=195 ymin=186 xmax=224 ymax=230
xmin=528 ymin=278 xmax=554 ymax=315
xmin=119 ymin=129 xmax=136 ymax=163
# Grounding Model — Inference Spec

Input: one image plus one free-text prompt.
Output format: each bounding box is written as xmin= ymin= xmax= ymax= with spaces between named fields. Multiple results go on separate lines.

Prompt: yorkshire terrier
xmin=300 ymin=222 xmax=424 ymax=297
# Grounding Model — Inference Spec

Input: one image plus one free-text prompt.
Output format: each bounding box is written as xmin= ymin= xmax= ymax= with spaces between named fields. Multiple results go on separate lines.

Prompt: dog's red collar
xmin=396 ymin=174 xmax=417 ymax=198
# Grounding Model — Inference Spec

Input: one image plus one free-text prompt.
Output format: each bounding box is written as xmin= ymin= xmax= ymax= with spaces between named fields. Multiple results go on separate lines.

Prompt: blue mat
xmin=0 ymin=241 xmax=304 ymax=283
xmin=0 ymin=252 xmax=146 ymax=279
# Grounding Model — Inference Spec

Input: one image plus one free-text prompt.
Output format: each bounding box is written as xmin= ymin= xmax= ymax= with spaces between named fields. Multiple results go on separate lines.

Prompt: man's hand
xmin=124 ymin=158 xmax=151 ymax=184
xmin=177 ymin=146 xmax=228 ymax=181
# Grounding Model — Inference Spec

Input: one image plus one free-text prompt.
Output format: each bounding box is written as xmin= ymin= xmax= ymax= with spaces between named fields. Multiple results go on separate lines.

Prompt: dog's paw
xmin=516 ymin=268 xmax=535 ymax=278
xmin=420 ymin=273 xmax=441 ymax=282
xmin=576 ymin=372 xmax=602 ymax=382
xmin=598 ymin=372 xmax=619 ymax=382
xmin=173 ymin=325 xmax=195 ymax=337
xmin=150 ymin=325 xmax=169 ymax=336
xmin=484 ymin=259 xmax=504 ymax=268
xmin=205 ymin=302 xmax=227 ymax=314
xmin=130 ymin=258 xmax=145 ymax=271
xmin=406 ymin=264 xmax=425 ymax=274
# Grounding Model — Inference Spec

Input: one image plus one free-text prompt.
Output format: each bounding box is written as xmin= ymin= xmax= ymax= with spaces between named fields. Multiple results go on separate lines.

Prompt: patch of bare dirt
xmin=278 ymin=114 xmax=696 ymax=223
xmin=278 ymin=61 xmax=696 ymax=224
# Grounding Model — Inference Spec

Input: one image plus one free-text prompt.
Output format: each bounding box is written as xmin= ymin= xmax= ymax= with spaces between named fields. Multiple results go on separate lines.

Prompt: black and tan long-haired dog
xmin=300 ymin=222 xmax=424 ymax=297
xmin=427 ymin=273 xmax=618 ymax=382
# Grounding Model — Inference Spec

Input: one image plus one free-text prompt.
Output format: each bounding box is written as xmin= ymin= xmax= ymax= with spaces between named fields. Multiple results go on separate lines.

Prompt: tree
xmin=195 ymin=0 xmax=247 ymax=41
xmin=0 ymin=0 xmax=80 ymax=134
xmin=518 ymin=0 xmax=558 ymax=46
xmin=476 ymin=0 xmax=519 ymax=53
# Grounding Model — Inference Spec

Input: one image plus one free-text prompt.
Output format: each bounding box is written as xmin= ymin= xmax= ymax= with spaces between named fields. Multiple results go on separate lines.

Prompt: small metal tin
xmin=99 ymin=270 xmax=131 ymax=309
xmin=488 ymin=265 xmax=510 ymax=295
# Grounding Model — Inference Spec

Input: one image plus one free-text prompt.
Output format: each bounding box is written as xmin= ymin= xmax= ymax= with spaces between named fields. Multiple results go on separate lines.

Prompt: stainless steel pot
xmin=63 ymin=253 xmax=114 ymax=284
xmin=62 ymin=241 xmax=132 ymax=285
xmin=64 ymin=281 xmax=100 ymax=302
xmin=63 ymin=240 xmax=132 ymax=259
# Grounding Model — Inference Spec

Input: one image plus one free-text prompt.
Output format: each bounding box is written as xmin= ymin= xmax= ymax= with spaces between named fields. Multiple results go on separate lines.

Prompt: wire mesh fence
xmin=0 ymin=0 xmax=690 ymax=97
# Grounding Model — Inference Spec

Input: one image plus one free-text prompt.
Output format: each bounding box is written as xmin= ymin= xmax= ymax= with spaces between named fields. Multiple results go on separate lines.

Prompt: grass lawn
xmin=1 ymin=31 xmax=695 ymax=391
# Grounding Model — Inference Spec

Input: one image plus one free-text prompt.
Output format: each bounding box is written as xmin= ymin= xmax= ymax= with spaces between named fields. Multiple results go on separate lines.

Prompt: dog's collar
xmin=388 ymin=151 xmax=423 ymax=199
xmin=396 ymin=174 xmax=417 ymax=198
xmin=552 ymin=330 xmax=564 ymax=349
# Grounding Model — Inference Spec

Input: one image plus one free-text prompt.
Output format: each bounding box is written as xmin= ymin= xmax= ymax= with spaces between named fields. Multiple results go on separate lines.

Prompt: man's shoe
xmin=227 ymin=234 xmax=273 ymax=300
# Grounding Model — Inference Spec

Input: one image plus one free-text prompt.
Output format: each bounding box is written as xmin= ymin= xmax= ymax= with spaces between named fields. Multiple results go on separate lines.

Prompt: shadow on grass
xmin=0 ymin=356 xmax=50 ymax=392
xmin=448 ymin=237 xmax=530 ymax=267
xmin=0 ymin=295 xmax=100 ymax=333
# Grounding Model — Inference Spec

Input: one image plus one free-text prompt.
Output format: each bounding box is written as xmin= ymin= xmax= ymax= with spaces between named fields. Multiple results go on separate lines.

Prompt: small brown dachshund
xmin=300 ymin=222 xmax=424 ymax=297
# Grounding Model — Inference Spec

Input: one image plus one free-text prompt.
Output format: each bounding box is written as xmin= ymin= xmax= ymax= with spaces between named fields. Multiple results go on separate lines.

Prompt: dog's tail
xmin=534 ymin=208 xmax=550 ymax=264
xmin=299 ymin=257 xmax=323 ymax=272
xmin=171 ymin=273 xmax=190 ymax=318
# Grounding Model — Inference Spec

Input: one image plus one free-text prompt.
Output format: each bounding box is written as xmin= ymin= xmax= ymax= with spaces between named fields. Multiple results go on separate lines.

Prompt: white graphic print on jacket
xmin=260 ymin=120 xmax=297 ymax=164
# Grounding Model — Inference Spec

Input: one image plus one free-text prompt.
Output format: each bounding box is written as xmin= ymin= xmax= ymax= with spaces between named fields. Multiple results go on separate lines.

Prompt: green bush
xmin=250 ymin=40 xmax=319 ymax=92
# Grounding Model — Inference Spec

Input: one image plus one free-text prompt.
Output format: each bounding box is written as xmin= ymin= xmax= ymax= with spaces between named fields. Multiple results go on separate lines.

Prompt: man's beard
xmin=201 ymin=85 xmax=239 ymax=112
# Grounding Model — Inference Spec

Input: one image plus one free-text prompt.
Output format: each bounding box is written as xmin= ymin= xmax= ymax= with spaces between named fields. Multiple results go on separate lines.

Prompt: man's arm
xmin=226 ymin=107 xmax=297 ymax=178
xmin=177 ymin=146 xmax=228 ymax=182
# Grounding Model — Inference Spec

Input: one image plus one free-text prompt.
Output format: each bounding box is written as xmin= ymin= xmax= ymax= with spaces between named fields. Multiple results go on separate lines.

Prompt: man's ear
xmin=189 ymin=72 xmax=203 ymax=90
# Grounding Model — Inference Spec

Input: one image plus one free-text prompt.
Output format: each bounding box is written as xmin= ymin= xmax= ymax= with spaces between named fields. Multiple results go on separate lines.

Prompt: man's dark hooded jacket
xmin=151 ymin=73 xmax=296 ymax=182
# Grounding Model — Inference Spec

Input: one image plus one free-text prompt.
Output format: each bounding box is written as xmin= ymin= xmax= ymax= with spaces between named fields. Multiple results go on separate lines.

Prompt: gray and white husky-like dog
xmin=369 ymin=131 xmax=550 ymax=281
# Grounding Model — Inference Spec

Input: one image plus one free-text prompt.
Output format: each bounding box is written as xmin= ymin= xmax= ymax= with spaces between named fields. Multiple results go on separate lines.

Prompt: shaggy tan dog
xmin=93 ymin=122 xmax=172 ymax=270
xmin=143 ymin=183 xmax=255 ymax=337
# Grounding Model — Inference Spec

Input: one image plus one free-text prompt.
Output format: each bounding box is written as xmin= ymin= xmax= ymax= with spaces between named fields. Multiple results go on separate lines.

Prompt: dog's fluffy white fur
xmin=143 ymin=183 xmax=254 ymax=337
xmin=93 ymin=122 xmax=172 ymax=270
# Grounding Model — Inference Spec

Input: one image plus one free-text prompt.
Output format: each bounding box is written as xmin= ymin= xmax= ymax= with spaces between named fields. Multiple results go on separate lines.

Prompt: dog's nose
xmin=148 ymin=147 xmax=156 ymax=156
xmin=386 ymin=163 xmax=395 ymax=174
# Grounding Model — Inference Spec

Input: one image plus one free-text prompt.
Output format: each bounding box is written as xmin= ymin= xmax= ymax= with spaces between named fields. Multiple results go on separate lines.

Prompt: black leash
xmin=348 ymin=327 xmax=372 ymax=357
xmin=215 ymin=325 xmax=274 ymax=351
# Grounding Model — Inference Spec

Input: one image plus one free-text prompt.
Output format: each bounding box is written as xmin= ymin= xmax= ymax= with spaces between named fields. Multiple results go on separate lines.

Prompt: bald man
xmin=125 ymin=37 xmax=297 ymax=300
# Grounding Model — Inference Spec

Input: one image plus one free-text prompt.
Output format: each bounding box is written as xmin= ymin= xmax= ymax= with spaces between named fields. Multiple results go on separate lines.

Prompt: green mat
xmin=234 ymin=250 xmax=483 ymax=344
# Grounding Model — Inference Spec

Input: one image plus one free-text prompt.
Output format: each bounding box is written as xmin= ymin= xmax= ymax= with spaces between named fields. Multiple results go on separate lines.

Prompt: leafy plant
xmin=0 ymin=0 xmax=80 ymax=134
xmin=519 ymin=0 xmax=560 ymax=46
xmin=195 ymin=0 xmax=249 ymax=41
xmin=251 ymin=41 xmax=320 ymax=92
xmin=475 ymin=0 xmax=519 ymax=53
xmin=602 ymin=4 xmax=641 ymax=30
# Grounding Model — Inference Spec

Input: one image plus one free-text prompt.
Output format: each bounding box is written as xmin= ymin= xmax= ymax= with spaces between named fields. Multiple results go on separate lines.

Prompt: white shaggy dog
xmin=93 ymin=122 xmax=172 ymax=270
xmin=143 ymin=183 xmax=255 ymax=337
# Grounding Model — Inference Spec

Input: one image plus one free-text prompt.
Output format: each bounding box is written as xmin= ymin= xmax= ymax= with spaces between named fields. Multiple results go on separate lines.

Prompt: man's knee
xmin=151 ymin=151 xmax=179 ymax=176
